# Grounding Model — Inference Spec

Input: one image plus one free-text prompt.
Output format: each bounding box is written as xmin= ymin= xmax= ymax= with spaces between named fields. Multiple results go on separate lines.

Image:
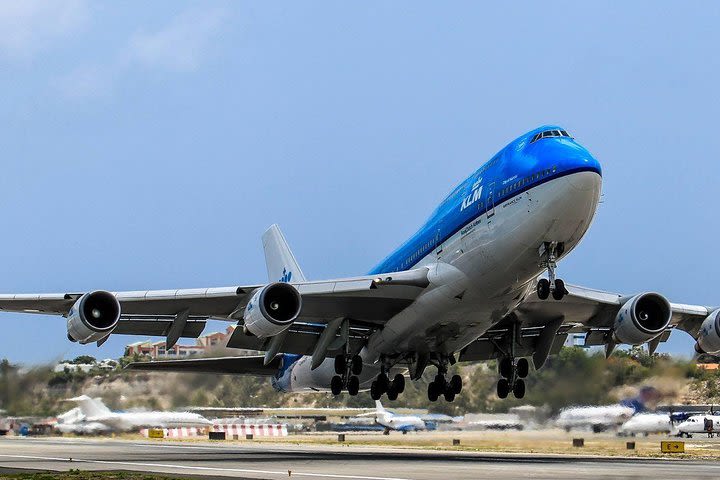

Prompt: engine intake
xmin=695 ymin=310 xmax=720 ymax=355
xmin=613 ymin=292 xmax=671 ymax=345
xmin=66 ymin=290 xmax=121 ymax=344
xmin=243 ymin=283 xmax=302 ymax=338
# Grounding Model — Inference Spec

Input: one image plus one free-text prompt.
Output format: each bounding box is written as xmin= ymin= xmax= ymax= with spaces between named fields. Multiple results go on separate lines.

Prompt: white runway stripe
xmin=0 ymin=454 xmax=414 ymax=480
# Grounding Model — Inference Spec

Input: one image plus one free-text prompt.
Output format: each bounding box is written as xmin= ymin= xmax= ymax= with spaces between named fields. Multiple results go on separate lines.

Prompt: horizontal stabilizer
xmin=126 ymin=355 xmax=281 ymax=376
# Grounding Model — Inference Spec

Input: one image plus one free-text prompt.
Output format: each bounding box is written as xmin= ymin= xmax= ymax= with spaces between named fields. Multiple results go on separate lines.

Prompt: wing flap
xmin=126 ymin=355 xmax=281 ymax=376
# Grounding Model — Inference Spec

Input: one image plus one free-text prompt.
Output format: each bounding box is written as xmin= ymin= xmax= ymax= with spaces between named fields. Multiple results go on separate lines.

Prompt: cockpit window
xmin=531 ymin=129 xmax=572 ymax=143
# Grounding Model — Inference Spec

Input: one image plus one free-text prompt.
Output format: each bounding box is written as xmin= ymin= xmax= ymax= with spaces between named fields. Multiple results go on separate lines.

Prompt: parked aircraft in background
xmin=366 ymin=401 xmax=426 ymax=433
xmin=556 ymin=404 xmax=635 ymax=433
xmin=57 ymin=396 xmax=211 ymax=433
xmin=618 ymin=413 xmax=674 ymax=436
xmin=676 ymin=415 xmax=720 ymax=437
xmin=2 ymin=126 xmax=720 ymax=403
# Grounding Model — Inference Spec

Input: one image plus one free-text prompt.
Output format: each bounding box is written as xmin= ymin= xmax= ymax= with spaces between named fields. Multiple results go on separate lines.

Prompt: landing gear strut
xmin=497 ymin=357 xmax=528 ymax=399
xmin=331 ymin=353 xmax=363 ymax=396
xmin=537 ymin=241 xmax=567 ymax=301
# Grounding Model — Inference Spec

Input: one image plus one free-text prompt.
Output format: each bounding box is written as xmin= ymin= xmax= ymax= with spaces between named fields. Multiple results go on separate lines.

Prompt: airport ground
xmin=2 ymin=430 xmax=720 ymax=480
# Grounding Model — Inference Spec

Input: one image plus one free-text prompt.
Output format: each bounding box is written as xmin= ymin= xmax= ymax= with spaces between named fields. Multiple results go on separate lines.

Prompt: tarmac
xmin=2 ymin=437 xmax=720 ymax=480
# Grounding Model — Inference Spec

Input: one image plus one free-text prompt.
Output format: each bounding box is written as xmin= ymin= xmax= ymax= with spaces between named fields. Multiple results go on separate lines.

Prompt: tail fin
xmin=68 ymin=395 xmax=111 ymax=418
xmin=262 ymin=224 xmax=307 ymax=283
xmin=375 ymin=400 xmax=387 ymax=414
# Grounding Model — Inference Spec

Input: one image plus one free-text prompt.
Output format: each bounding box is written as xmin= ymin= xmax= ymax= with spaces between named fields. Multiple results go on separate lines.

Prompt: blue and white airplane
xmin=2 ymin=126 xmax=719 ymax=403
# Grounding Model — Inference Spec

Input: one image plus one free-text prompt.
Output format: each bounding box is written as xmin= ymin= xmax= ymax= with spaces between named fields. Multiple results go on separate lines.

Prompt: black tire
xmin=347 ymin=375 xmax=360 ymax=396
xmin=497 ymin=378 xmax=510 ymax=399
xmin=444 ymin=390 xmax=455 ymax=402
xmin=377 ymin=373 xmax=390 ymax=393
xmin=428 ymin=382 xmax=440 ymax=402
xmin=499 ymin=357 xmax=513 ymax=379
xmin=351 ymin=355 xmax=363 ymax=376
xmin=334 ymin=355 xmax=346 ymax=375
xmin=513 ymin=378 xmax=526 ymax=399
xmin=450 ymin=374 xmax=462 ymax=395
xmin=537 ymin=279 xmax=550 ymax=300
xmin=393 ymin=374 xmax=406 ymax=394
xmin=516 ymin=358 xmax=529 ymax=379
xmin=387 ymin=386 xmax=399 ymax=401
xmin=552 ymin=279 xmax=566 ymax=301
xmin=370 ymin=381 xmax=382 ymax=400
xmin=330 ymin=375 xmax=343 ymax=396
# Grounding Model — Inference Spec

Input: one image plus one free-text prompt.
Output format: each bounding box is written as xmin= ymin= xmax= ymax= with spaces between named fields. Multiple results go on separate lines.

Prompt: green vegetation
xmin=0 ymin=347 xmax=718 ymax=417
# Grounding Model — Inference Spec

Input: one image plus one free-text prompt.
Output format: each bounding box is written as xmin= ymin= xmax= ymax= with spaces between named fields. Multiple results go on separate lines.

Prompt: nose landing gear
xmin=537 ymin=242 xmax=568 ymax=300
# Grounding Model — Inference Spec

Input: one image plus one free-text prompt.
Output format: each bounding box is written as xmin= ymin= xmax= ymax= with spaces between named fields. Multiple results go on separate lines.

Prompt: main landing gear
xmin=536 ymin=241 xmax=568 ymax=301
xmin=331 ymin=354 xmax=363 ymax=396
xmin=496 ymin=356 xmax=528 ymax=399
xmin=426 ymin=356 xmax=462 ymax=403
xmin=370 ymin=371 xmax=405 ymax=401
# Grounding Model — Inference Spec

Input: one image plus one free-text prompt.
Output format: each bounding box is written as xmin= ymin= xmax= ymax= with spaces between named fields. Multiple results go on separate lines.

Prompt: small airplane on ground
xmin=362 ymin=401 xmax=426 ymax=434
xmin=56 ymin=396 xmax=212 ymax=433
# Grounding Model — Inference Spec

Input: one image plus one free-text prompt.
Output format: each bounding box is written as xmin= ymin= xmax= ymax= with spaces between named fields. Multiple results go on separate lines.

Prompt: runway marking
xmin=0 ymin=454 xmax=413 ymax=480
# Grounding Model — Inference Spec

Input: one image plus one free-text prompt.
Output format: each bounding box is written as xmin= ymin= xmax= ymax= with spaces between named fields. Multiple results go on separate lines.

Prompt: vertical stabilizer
xmin=375 ymin=400 xmax=387 ymax=414
xmin=68 ymin=395 xmax=111 ymax=418
xmin=262 ymin=224 xmax=307 ymax=283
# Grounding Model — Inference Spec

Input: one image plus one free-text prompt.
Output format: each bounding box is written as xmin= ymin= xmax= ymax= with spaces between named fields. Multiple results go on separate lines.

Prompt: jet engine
xmin=612 ymin=293 xmax=671 ymax=345
xmin=66 ymin=290 xmax=121 ymax=344
xmin=695 ymin=310 xmax=720 ymax=355
xmin=243 ymin=283 xmax=302 ymax=338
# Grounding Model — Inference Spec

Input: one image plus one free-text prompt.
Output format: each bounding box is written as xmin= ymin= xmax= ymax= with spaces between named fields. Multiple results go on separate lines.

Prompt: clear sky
xmin=1 ymin=1 xmax=719 ymax=364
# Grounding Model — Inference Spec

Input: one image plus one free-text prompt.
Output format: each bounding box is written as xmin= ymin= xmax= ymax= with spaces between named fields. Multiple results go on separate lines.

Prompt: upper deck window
xmin=530 ymin=129 xmax=572 ymax=143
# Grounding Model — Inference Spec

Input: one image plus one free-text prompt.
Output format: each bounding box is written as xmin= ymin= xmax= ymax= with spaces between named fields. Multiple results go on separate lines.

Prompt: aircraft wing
xmin=126 ymin=355 xmax=281 ymax=376
xmin=460 ymin=282 xmax=713 ymax=367
xmin=0 ymin=267 xmax=429 ymax=354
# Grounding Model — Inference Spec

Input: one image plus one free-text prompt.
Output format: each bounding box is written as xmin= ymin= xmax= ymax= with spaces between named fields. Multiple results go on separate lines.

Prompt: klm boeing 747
xmin=2 ymin=126 xmax=717 ymax=402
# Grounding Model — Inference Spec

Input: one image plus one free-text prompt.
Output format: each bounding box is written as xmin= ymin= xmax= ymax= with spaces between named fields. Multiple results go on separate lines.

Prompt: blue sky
xmin=1 ymin=1 xmax=719 ymax=363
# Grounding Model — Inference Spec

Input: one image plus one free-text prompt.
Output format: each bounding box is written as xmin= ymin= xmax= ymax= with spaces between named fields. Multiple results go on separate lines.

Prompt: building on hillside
xmin=696 ymin=363 xmax=719 ymax=371
xmin=125 ymin=325 xmax=240 ymax=359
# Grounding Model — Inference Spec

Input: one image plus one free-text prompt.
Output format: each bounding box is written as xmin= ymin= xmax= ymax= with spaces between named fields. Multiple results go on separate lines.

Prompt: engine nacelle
xmin=243 ymin=283 xmax=302 ymax=338
xmin=66 ymin=291 xmax=121 ymax=344
xmin=613 ymin=292 xmax=671 ymax=345
xmin=695 ymin=310 xmax=720 ymax=355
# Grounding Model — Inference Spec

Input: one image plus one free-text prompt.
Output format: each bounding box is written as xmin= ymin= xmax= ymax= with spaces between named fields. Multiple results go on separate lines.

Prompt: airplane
xmin=366 ymin=401 xmax=426 ymax=433
xmin=675 ymin=414 xmax=720 ymax=438
xmin=556 ymin=404 xmax=636 ymax=433
xmin=57 ymin=395 xmax=212 ymax=432
xmin=1 ymin=125 xmax=719 ymax=403
xmin=618 ymin=413 xmax=674 ymax=436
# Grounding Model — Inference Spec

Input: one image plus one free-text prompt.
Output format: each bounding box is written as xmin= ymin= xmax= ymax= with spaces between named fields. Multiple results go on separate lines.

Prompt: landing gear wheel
xmin=497 ymin=378 xmax=510 ymax=399
xmin=370 ymin=381 xmax=382 ymax=400
xmin=330 ymin=375 xmax=343 ymax=396
xmin=552 ymin=279 xmax=566 ymax=301
xmin=499 ymin=357 xmax=513 ymax=379
xmin=377 ymin=373 xmax=390 ymax=393
xmin=334 ymin=355 xmax=346 ymax=375
xmin=513 ymin=378 xmax=526 ymax=399
xmin=444 ymin=390 xmax=455 ymax=402
xmin=450 ymin=375 xmax=462 ymax=395
xmin=392 ymin=374 xmax=406 ymax=394
xmin=516 ymin=358 xmax=529 ymax=379
xmin=387 ymin=386 xmax=399 ymax=401
xmin=427 ymin=382 xmax=440 ymax=402
xmin=537 ymin=279 xmax=550 ymax=300
xmin=351 ymin=355 xmax=363 ymax=376
xmin=347 ymin=376 xmax=360 ymax=396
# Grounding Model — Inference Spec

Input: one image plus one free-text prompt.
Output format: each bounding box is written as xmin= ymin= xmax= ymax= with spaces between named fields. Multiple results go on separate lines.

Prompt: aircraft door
xmin=486 ymin=182 xmax=495 ymax=219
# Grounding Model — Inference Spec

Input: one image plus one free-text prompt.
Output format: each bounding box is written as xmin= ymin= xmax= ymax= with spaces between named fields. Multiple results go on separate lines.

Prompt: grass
xmin=0 ymin=471 xmax=192 ymax=480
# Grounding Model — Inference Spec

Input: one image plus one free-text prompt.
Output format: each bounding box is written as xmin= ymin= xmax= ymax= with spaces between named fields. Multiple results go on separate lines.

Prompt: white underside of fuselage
xmin=283 ymin=171 xmax=602 ymax=392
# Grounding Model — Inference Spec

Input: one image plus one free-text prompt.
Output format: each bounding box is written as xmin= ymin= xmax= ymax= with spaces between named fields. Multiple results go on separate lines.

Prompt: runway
xmin=1 ymin=437 xmax=719 ymax=480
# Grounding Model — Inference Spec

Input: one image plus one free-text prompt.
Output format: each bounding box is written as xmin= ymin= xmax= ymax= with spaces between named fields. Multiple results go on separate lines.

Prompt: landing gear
xmin=426 ymin=358 xmax=462 ymax=403
xmin=497 ymin=356 xmax=529 ymax=399
xmin=538 ymin=242 xmax=567 ymax=301
xmin=331 ymin=353 xmax=363 ymax=397
xmin=371 ymin=370 xmax=405 ymax=401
